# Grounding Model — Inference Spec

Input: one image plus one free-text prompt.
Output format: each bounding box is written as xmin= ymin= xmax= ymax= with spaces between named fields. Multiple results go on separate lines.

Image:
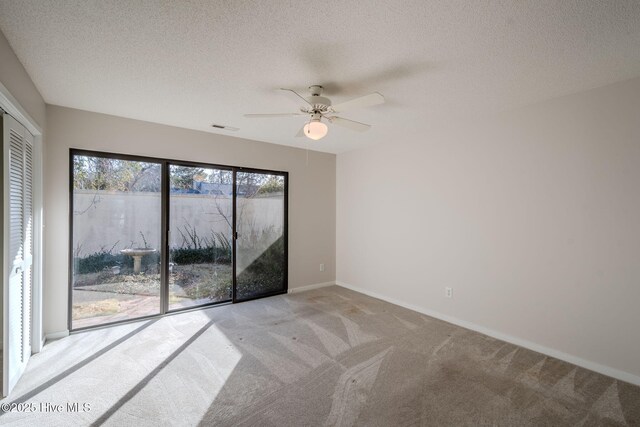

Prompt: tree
xmin=73 ymin=156 xmax=161 ymax=192
xmin=256 ymin=175 xmax=284 ymax=194
xmin=170 ymin=165 xmax=205 ymax=190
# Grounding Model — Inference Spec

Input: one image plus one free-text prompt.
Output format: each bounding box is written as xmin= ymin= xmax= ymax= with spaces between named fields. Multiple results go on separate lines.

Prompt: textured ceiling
xmin=1 ymin=1 xmax=639 ymax=154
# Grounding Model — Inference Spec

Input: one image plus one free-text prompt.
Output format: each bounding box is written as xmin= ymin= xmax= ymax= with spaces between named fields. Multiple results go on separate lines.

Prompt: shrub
xmin=75 ymin=251 xmax=126 ymax=274
xmin=170 ymin=247 xmax=231 ymax=265
xmin=75 ymin=246 xmax=230 ymax=275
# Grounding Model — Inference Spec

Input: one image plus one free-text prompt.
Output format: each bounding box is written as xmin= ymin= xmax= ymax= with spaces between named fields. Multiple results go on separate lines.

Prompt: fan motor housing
xmin=305 ymin=85 xmax=332 ymax=112
xmin=308 ymin=96 xmax=331 ymax=106
xmin=304 ymin=96 xmax=332 ymax=114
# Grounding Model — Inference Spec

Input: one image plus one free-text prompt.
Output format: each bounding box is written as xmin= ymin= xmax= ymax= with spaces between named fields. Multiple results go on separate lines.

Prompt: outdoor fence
xmin=73 ymin=190 xmax=284 ymax=257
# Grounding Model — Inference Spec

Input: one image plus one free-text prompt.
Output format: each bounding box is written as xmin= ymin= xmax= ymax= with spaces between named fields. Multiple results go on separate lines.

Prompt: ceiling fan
xmin=244 ymin=85 xmax=385 ymax=140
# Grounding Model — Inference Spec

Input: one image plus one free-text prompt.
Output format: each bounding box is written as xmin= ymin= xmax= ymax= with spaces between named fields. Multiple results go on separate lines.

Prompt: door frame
xmin=0 ymin=81 xmax=44 ymax=356
xmin=68 ymin=149 xmax=288 ymax=332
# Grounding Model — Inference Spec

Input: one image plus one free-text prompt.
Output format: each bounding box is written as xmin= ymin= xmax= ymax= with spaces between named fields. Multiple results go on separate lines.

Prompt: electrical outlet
xmin=320 ymin=263 xmax=325 ymax=272
xmin=445 ymin=287 xmax=453 ymax=298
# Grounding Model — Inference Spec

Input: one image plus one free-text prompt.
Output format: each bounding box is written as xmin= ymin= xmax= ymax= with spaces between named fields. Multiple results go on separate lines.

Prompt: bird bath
xmin=120 ymin=248 xmax=157 ymax=274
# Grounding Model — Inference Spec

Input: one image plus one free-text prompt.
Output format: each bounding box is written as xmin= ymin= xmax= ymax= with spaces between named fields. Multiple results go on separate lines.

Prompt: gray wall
xmin=337 ymin=76 xmax=640 ymax=382
xmin=45 ymin=105 xmax=336 ymax=335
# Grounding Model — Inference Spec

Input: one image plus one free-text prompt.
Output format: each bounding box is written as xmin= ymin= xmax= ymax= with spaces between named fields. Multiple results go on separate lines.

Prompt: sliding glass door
xmin=235 ymin=171 xmax=287 ymax=301
xmin=168 ymin=164 xmax=233 ymax=310
xmin=70 ymin=151 xmax=287 ymax=330
xmin=71 ymin=155 xmax=162 ymax=329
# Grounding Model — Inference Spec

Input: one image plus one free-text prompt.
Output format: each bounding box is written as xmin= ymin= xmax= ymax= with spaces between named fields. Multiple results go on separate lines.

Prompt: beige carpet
xmin=0 ymin=285 xmax=638 ymax=426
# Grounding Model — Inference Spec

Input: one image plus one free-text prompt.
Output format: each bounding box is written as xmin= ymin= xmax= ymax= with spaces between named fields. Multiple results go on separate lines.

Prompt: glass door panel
xmin=168 ymin=164 xmax=233 ymax=310
xmin=71 ymin=155 xmax=162 ymax=329
xmin=235 ymin=171 xmax=286 ymax=300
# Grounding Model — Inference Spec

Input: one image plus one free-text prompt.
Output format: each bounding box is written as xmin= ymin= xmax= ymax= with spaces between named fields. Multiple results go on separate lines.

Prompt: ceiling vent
xmin=211 ymin=124 xmax=239 ymax=131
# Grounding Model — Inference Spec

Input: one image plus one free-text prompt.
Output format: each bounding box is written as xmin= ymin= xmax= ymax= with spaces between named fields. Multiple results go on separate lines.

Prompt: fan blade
xmin=327 ymin=116 xmax=371 ymax=132
xmin=330 ymin=92 xmax=384 ymax=113
xmin=280 ymin=88 xmax=312 ymax=106
xmin=295 ymin=124 xmax=306 ymax=137
xmin=244 ymin=113 xmax=305 ymax=118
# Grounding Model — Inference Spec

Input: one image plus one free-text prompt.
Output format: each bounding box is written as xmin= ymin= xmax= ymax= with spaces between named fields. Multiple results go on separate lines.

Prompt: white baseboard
xmin=335 ymin=281 xmax=640 ymax=387
xmin=288 ymin=281 xmax=335 ymax=294
xmin=45 ymin=330 xmax=70 ymax=342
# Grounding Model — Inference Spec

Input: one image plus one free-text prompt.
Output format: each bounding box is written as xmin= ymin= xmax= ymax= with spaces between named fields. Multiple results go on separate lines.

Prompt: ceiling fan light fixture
xmin=303 ymin=120 xmax=328 ymax=140
xmin=244 ymin=85 xmax=383 ymax=140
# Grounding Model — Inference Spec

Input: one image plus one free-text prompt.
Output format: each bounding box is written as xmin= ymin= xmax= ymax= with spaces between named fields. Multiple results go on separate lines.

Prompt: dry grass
xmin=73 ymin=299 xmax=120 ymax=319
